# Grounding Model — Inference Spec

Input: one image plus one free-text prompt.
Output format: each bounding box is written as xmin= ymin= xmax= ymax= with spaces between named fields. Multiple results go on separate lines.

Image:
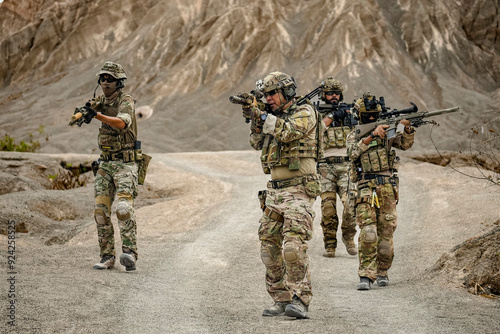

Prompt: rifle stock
xmin=355 ymin=106 xmax=460 ymax=139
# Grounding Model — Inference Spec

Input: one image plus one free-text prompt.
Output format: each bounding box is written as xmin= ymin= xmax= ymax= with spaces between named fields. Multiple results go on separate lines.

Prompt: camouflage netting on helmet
xmin=98 ymin=61 xmax=127 ymax=79
xmin=320 ymin=76 xmax=343 ymax=101
xmin=256 ymin=71 xmax=296 ymax=99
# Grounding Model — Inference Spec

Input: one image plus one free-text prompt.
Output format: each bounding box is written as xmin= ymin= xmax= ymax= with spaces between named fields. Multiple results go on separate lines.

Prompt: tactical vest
xmin=260 ymin=102 xmax=319 ymax=174
xmin=355 ymin=137 xmax=397 ymax=173
xmin=323 ymin=124 xmax=351 ymax=149
xmin=93 ymin=92 xmax=137 ymax=154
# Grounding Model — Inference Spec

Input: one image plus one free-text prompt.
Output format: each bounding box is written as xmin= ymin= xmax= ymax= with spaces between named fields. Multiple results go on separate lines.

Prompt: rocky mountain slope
xmin=0 ymin=0 xmax=498 ymax=154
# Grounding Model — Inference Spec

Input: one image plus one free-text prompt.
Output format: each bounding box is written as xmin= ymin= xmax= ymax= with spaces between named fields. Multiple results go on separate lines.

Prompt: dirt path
xmin=2 ymin=151 xmax=499 ymax=333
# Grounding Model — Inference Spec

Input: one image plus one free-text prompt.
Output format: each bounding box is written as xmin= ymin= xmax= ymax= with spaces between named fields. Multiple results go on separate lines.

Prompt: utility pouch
xmin=288 ymin=157 xmax=300 ymax=170
xmin=303 ymin=174 xmax=321 ymax=198
xmin=258 ymin=190 xmax=267 ymax=211
xmin=98 ymin=128 xmax=122 ymax=152
xmin=137 ymin=153 xmax=152 ymax=185
xmin=378 ymin=148 xmax=389 ymax=170
xmin=91 ymin=160 xmax=100 ymax=177
xmin=368 ymin=151 xmax=381 ymax=172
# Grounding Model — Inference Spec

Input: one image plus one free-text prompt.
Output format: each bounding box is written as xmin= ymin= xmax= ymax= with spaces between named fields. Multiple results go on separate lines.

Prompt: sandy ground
xmin=1 ymin=150 xmax=499 ymax=333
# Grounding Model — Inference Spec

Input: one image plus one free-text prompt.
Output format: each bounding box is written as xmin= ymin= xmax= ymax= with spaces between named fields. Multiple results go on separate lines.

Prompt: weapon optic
xmin=355 ymin=105 xmax=460 ymax=139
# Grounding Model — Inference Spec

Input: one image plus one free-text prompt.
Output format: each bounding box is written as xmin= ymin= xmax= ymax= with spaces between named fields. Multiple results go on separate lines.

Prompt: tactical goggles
xmin=99 ymin=74 xmax=118 ymax=83
xmin=264 ymin=89 xmax=279 ymax=98
xmin=325 ymin=90 xmax=341 ymax=96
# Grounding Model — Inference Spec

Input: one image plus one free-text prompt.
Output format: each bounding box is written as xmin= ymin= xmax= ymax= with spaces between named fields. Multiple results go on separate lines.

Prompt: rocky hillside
xmin=0 ymin=0 xmax=498 ymax=154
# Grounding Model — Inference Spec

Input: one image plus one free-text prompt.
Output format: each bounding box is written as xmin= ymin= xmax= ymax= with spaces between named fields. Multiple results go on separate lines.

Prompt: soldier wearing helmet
xmin=77 ymin=61 xmax=143 ymax=272
xmin=347 ymin=92 xmax=415 ymax=290
xmin=316 ymin=77 xmax=357 ymax=258
xmin=246 ymin=71 xmax=321 ymax=319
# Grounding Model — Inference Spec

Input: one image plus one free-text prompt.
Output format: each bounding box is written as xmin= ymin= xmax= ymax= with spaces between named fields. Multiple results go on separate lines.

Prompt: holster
xmin=258 ymin=190 xmax=267 ymax=211
xmin=91 ymin=160 xmax=100 ymax=177
xmin=137 ymin=153 xmax=152 ymax=185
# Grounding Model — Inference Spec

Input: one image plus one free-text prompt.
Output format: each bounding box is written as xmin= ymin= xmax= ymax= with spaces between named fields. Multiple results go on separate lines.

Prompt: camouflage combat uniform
xmin=92 ymin=89 xmax=140 ymax=259
xmin=250 ymin=100 xmax=320 ymax=307
xmin=347 ymin=126 xmax=414 ymax=282
xmin=317 ymin=108 xmax=357 ymax=253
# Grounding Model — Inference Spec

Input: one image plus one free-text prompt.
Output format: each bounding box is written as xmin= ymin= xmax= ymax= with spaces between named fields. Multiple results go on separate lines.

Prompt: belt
xmin=358 ymin=174 xmax=392 ymax=185
xmin=319 ymin=156 xmax=349 ymax=164
xmin=100 ymin=150 xmax=136 ymax=162
xmin=264 ymin=207 xmax=284 ymax=223
xmin=267 ymin=176 xmax=304 ymax=190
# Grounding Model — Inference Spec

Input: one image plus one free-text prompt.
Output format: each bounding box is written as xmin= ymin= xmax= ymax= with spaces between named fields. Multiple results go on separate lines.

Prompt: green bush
xmin=0 ymin=126 xmax=45 ymax=152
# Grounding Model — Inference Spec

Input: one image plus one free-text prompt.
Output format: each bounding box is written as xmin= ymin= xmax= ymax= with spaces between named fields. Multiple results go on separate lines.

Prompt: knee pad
xmin=322 ymin=200 xmax=336 ymax=218
xmin=362 ymin=225 xmax=377 ymax=243
xmin=260 ymin=243 xmax=280 ymax=266
xmin=116 ymin=200 xmax=132 ymax=221
xmin=283 ymin=243 xmax=299 ymax=263
xmin=94 ymin=208 xmax=108 ymax=225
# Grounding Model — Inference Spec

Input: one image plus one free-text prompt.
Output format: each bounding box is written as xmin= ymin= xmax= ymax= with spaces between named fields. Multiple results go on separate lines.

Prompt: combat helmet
xmin=98 ymin=61 xmax=127 ymax=79
xmin=320 ymin=76 xmax=343 ymax=102
xmin=354 ymin=92 xmax=382 ymax=124
xmin=256 ymin=71 xmax=297 ymax=101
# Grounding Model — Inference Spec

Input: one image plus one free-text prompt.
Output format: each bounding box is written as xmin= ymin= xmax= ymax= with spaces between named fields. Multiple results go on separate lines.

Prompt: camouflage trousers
xmin=318 ymin=160 xmax=357 ymax=250
xmin=94 ymin=160 xmax=139 ymax=258
xmin=258 ymin=183 xmax=316 ymax=306
xmin=355 ymin=178 xmax=398 ymax=281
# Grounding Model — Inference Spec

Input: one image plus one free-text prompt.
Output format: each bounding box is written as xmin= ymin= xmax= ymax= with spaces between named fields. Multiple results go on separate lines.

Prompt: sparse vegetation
xmin=0 ymin=125 xmax=47 ymax=152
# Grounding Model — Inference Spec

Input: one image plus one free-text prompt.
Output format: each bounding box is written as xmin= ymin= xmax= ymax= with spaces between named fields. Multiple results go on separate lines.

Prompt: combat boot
xmin=262 ymin=301 xmax=290 ymax=317
xmin=93 ymin=255 xmax=115 ymax=270
xmin=285 ymin=295 xmax=309 ymax=319
xmin=343 ymin=238 xmax=358 ymax=256
xmin=376 ymin=276 xmax=389 ymax=286
xmin=357 ymin=277 xmax=371 ymax=290
xmin=323 ymin=248 xmax=336 ymax=258
xmin=120 ymin=249 xmax=136 ymax=271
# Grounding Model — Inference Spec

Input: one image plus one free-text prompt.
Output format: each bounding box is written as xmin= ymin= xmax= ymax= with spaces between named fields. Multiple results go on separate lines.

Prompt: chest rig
xmin=321 ymin=112 xmax=351 ymax=149
xmin=259 ymin=103 xmax=319 ymax=174
xmin=93 ymin=92 xmax=138 ymax=161
xmin=354 ymin=137 xmax=397 ymax=174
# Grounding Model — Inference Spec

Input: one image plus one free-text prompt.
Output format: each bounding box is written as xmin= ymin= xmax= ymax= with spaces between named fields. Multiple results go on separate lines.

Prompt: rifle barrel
xmin=423 ymin=107 xmax=459 ymax=117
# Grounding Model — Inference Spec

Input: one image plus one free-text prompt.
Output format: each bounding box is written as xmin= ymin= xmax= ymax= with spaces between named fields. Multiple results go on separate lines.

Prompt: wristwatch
xmin=327 ymin=113 xmax=334 ymax=120
xmin=261 ymin=113 xmax=267 ymax=121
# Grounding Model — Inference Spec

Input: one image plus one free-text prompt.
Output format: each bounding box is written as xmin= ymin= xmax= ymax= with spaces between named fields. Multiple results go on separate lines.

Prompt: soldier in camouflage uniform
xmin=316 ymin=77 xmax=357 ymax=258
xmin=245 ymin=71 xmax=321 ymax=319
xmin=85 ymin=62 xmax=141 ymax=271
xmin=346 ymin=93 xmax=415 ymax=290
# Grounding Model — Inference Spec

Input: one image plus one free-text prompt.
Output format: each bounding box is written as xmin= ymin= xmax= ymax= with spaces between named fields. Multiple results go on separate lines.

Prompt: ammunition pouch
xmin=325 ymin=126 xmax=350 ymax=148
xmin=137 ymin=153 xmax=152 ymax=185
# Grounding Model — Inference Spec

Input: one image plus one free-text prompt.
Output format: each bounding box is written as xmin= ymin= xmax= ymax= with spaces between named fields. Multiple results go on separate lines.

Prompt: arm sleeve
xmin=262 ymin=105 xmax=316 ymax=143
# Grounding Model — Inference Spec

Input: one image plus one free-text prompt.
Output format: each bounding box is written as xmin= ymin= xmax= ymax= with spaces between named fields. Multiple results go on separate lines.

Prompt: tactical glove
xmin=82 ymin=103 xmax=97 ymax=124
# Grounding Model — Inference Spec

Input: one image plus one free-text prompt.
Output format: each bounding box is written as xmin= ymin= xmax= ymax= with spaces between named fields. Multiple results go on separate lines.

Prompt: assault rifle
xmin=68 ymin=102 xmax=97 ymax=127
xmin=296 ymin=85 xmax=322 ymax=105
xmin=355 ymin=105 xmax=460 ymax=139
xmin=229 ymin=90 xmax=268 ymax=123
xmin=315 ymin=101 xmax=357 ymax=127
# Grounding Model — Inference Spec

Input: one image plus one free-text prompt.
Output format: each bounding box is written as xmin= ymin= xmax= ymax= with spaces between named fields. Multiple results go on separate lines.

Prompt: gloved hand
xmin=83 ymin=103 xmax=97 ymax=124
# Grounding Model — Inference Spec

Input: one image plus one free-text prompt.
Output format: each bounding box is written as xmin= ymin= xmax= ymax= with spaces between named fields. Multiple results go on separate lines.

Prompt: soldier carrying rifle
xmin=347 ymin=92 xmax=459 ymax=290
xmin=69 ymin=61 xmax=151 ymax=272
